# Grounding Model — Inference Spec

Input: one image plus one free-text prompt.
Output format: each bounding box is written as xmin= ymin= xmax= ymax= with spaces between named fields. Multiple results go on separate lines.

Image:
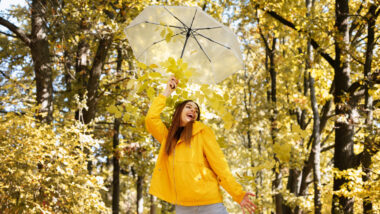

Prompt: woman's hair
xmin=165 ymin=100 xmax=201 ymax=155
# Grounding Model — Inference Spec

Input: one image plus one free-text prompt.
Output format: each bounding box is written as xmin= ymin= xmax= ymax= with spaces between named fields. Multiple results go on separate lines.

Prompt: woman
xmin=145 ymin=77 xmax=256 ymax=214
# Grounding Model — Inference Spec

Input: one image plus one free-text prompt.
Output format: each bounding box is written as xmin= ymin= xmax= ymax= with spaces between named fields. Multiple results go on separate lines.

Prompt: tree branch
xmin=348 ymin=51 xmax=365 ymax=65
xmin=321 ymin=144 xmax=334 ymax=153
xmin=0 ymin=17 xmax=31 ymax=46
xmin=349 ymin=69 xmax=380 ymax=95
xmin=95 ymin=121 xmax=132 ymax=126
xmin=348 ymin=81 xmax=362 ymax=94
xmin=102 ymin=76 xmax=130 ymax=88
xmin=258 ymin=26 xmax=271 ymax=52
xmin=350 ymin=89 xmax=366 ymax=106
xmin=374 ymin=99 xmax=380 ymax=107
xmin=0 ymin=30 xmax=16 ymax=38
xmin=0 ymin=109 xmax=26 ymax=116
xmin=264 ymin=10 xmax=335 ymax=67
xmin=321 ymin=128 xmax=334 ymax=146
xmin=349 ymin=3 xmax=364 ymax=38
xmin=0 ymin=70 xmax=11 ymax=80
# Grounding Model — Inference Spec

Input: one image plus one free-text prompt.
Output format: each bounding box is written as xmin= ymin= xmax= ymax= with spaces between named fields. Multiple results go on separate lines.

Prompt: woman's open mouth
xmin=186 ymin=113 xmax=195 ymax=120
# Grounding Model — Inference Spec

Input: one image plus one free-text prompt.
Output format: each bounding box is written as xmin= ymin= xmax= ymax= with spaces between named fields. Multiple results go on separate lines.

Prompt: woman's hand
xmin=240 ymin=192 xmax=257 ymax=214
xmin=162 ymin=76 xmax=178 ymax=97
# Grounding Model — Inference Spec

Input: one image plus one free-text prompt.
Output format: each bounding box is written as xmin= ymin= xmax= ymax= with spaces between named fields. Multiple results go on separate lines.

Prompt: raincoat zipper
xmin=173 ymin=145 xmax=178 ymax=205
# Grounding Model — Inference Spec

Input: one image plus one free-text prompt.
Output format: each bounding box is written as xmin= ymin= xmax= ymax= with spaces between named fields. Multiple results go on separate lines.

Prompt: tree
xmin=251 ymin=1 xmax=379 ymax=212
xmin=0 ymin=0 xmax=54 ymax=123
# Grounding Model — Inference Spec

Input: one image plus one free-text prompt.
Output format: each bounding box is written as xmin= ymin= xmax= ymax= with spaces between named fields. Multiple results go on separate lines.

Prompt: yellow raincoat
xmin=145 ymin=94 xmax=246 ymax=206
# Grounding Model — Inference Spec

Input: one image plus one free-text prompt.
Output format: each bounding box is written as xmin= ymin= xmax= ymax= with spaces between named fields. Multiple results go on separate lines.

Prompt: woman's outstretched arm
xmin=203 ymin=126 xmax=256 ymax=213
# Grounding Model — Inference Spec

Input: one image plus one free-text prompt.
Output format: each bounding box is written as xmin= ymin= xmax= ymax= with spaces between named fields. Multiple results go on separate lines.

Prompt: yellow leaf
xmin=223 ymin=93 xmax=228 ymax=100
xmin=137 ymin=62 xmax=147 ymax=69
xmin=165 ymin=33 xmax=171 ymax=42
xmin=160 ymin=29 xmax=166 ymax=38
xmin=168 ymin=57 xmax=176 ymax=65
xmin=222 ymin=112 xmax=234 ymax=130
xmin=180 ymin=62 xmax=188 ymax=71
xmin=149 ymin=64 xmax=158 ymax=69
xmin=147 ymin=87 xmax=155 ymax=100
xmin=177 ymin=58 xmax=183 ymax=65
xmin=184 ymin=71 xmax=193 ymax=78
xmin=160 ymin=60 xmax=170 ymax=68
xmin=201 ymin=85 xmax=212 ymax=95
xmin=167 ymin=27 xmax=174 ymax=36
xmin=149 ymin=72 xmax=162 ymax=78
xmin=168 ymin=64 xmax=178 ymax=73
xmin=115 ymin=111 xmax=122 ymax=118
xmin=273 ymin=142 xmax=291 ymax=162
xmin=165 ymin=28 xmax=173 ymax=42
xmin=368 ymin=89 xmax=375 ymax=96
xmin=231 ymin=97 xmax=237 ymax=105
xmin=106 ymin=105 xmax=118 ymax=114
xmin=123 ymin=114 xmax=129 ymax=122
xmin=126 ymin=80 xmax=135 ymax=89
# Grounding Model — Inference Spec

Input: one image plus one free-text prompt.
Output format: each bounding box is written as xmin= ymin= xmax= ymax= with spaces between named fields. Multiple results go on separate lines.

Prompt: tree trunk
xmin=361 ymin=4 xmax=378 ymax=213
xmin=257 ymin=131 xmax=264 ymax=200
xmin=332 ymin=0 xmax=355 ymax=213
xmin=243 ymin=71 xmax=254 ymax=166
xmin=82 ymin=36 xmax=112 ymax=174
xmin=295 ymin=91 xmax=332 ymax=214
xmin=136 ymin=175 xmax=144 ymax=214
xmin=258 ymin=24 xmax=283 ymax=213
xmin=74 ymin=31 xmax=90 ymax=122
xmin=284 ymin=2 xmax=316 ymax=211
xmin=149 ymin=195 xmax=156 ymax=214
xmin=309 ymin=73 xmax=322 ymax=214
xmin=294 ymin=152 xmax=312 ymax=214
xmin=268 ymin=39 xmax=285 ymax=214
xmin=263 ymin=35 xmax=284 ymax=214
xmin=112 ymin=47 xmax=124 ymax=214
xmin=112 ymin=118 xmax=121 ymax=214
xmin=29 ymin=0 xmax=53 ymax=123
xmin=30 ymin=0 xmax=53 ymax=123
xmin=83 ymin=36 xmax=113 ymax=124
xmin=285 ymin=167 xmax=301 ymax=213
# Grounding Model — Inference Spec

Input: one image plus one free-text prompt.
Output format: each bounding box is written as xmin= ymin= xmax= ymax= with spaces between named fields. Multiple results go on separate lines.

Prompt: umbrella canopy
xmin=125 ymin=5 xmax=243 ymax=84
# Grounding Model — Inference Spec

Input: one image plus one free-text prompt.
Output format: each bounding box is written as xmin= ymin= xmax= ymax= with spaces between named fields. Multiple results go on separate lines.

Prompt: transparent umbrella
xmin=125 ymin=5 xmax=243 ymax=84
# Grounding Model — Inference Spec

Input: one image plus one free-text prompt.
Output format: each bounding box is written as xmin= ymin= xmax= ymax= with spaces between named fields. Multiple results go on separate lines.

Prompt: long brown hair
xmin=165 ymin=100 xmax=201 ymax=155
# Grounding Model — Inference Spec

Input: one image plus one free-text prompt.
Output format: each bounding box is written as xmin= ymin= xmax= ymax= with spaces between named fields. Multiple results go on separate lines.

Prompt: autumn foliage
xmin=0 ymin=0 xmax=379 ymax=213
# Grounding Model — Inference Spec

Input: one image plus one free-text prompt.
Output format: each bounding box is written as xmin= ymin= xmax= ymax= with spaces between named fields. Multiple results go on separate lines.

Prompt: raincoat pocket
xmin=175 ymin=161 xmax=206 ymax=201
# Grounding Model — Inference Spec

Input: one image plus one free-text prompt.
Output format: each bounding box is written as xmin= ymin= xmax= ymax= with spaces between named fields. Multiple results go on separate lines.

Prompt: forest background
xmin=0 ymin=0 xmax=379 ymax=213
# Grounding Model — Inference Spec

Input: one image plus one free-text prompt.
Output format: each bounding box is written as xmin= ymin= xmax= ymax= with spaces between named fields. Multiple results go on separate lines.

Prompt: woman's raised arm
xmin=162 ymin=76 xmax=178 ymax=97
xmin=145 ymin=77 xmax=179 ymax=143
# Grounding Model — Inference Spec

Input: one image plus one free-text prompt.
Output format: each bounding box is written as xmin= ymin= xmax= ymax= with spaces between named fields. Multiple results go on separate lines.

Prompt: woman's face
xmin=180 ymin=102 xmax=199 ymax=127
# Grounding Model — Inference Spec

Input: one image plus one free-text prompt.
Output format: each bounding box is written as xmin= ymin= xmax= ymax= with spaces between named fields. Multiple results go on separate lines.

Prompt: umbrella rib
xmin=193 ymin=26 xmax=222 ymax=30
xmin=193 ymin=32 xmax=231 ymax=49
xmin=189 ymin=8 xmax=197 ymax=28
xmin=180 ymin=31 xmax=191 ymax=58
xmin=180 ymin=8 xmax=198 ymax=58
xmin=164 ymin=6 xmax=189 ymax=29
xmin=144 ymin=21 xmax=186 ymax=30
xmin=135 ymin=30 xmax=187 ymax=60
xmin=190 ymin=31 xmax=211 ymax=62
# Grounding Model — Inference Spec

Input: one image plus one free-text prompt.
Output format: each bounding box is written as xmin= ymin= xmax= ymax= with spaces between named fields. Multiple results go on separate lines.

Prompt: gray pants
xmin=175 ymin=203 xmax=229 ymax=214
